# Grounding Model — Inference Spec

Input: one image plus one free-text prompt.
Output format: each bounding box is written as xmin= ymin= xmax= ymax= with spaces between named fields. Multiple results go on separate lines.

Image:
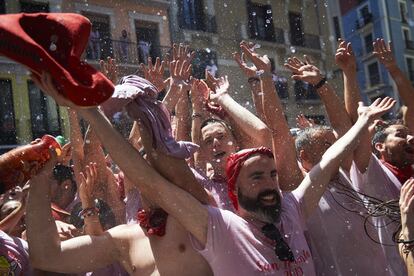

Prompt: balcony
xmin=85 ymin=39 xmax=171 ymax=65
xmin=406 ymin=40 xmax=414 ymax=50
xmin=355 ymin=13 xmax=373 ymax=29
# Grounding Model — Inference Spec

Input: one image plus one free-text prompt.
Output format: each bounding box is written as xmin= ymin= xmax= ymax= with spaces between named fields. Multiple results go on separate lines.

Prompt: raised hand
xmin=284 ymin=56 xmax=323 ymax=85
xmin=373 ymin=38 xmax=397 ymax=69
xmin=357 ymin=97 xmax=396 ymax=122
xmin=190 ymin=78 xmax=209 ymax=111
xmin=169 ymin=58 xmax=192 ymax=90
xmin=79 ymin=162 xmax=98 ymax=208
xmin=240 ymin=41 xmax=271 ymax=73
xmin=296 ymin=114 xmax=316 ymax=129
xmin=233 ymin=42 xmax=260 ymax=78
xmin=400 ymin=178 xmax=414 ymax=241
xmin=209 ymin=76 xmax=230 ymax=102
xmin=335 ymin=39 xmax=356 ymax=73
xmin=99 ymin=57 xmax=119 ymax=84
xmin=139 ymin=56 xmax=169 ymax=92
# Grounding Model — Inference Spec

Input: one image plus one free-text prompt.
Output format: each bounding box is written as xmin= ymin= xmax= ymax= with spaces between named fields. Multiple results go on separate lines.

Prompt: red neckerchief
xmin=51 ymin=202 xmax=71 ymax=222
xmin=137 ymin=208 xmax=168 ymax=236
xmin=381 ymin=160 xmax=414 ymax=184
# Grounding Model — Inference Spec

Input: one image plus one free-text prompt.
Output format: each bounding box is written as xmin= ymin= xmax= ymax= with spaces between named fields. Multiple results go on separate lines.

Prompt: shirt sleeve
xmin=189 ymin=206 xmax=231 ymax=256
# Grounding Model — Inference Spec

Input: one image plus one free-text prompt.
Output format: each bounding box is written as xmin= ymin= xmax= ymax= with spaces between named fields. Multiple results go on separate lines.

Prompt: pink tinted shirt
xmin=0 ymin=231 xmax=32 ymax=276
xmin=350 ymin=154 xmax=406 ymax=276
xmin=306 ymin=170 xmax=389 ymax=275
xmin=190 ymin=192 xmax=315 ymax=276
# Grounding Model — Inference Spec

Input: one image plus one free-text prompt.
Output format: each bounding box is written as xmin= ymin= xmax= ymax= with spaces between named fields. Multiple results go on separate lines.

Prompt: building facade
xmin=168 ymin=0 xmax=342 ymax=126
xmin=0 ymin=0 xmax=171 ymax=153
xmin=0 ymin=0 xmax=342 ymax=153
xmin=335 ymin=0 xmax=414 ymax=107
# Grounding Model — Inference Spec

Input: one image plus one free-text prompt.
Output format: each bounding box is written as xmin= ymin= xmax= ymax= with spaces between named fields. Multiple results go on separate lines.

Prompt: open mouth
xmin=259 ymin=193 xmax=277 ymax=205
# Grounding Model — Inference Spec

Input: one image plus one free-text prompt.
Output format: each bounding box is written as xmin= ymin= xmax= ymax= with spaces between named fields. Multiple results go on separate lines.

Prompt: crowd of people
xmin=0 ymin=16 xmax=414 ymax=276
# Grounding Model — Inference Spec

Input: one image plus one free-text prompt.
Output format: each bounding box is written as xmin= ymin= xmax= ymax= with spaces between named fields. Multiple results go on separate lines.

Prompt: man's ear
xmin=299 ymin=149 xmax=307 ymax=162
xmin=374 ymin=142 xmax=385 ymax=154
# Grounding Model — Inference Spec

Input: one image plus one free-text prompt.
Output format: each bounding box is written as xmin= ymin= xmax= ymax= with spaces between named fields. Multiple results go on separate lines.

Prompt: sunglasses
xmin=261 ymin=223 xmax=295 ymax=262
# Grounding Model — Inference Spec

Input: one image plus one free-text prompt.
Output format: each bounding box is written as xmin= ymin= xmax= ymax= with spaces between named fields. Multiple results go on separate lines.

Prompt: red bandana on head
xmin=225 ymin=147 xmax=274 ymax=210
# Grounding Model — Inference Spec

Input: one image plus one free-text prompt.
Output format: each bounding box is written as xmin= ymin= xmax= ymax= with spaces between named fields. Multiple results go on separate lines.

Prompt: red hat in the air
xmin=0 ymin=13 xmax=114 ymax=106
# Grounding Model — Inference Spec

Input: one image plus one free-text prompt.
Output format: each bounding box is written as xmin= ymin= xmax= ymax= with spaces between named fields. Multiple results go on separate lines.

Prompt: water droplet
xmin=223 ymin=3 xmax=227 ymax=7
xmin=290 ymin=46 xmax=296 ymax=53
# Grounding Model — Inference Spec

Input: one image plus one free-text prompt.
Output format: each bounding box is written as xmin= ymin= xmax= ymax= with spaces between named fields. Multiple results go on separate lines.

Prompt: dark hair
xmin=371 ymin=121 xmax=400 ymax=157
xmin=70 ymin=199 xmax=116 ymax=230
xmin=295 ymin=126 xmax=332 ymax=156
xmin=53 ymin=164 xmax=77 ymax=192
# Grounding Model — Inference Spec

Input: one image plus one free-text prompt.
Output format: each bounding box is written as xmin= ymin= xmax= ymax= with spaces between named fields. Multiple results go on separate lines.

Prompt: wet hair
xmin=294 ymin=126 xmax=332 ymax=156
xmin=52 ymin=164 xmax=77 ymax=193
xmin=200 ymin=118 xmax=236 ymax=139
xmin=70 ymin=199 xmax=116 ymax=230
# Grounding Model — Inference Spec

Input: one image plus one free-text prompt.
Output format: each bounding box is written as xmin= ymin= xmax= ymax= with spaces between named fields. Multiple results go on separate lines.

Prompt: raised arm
xmin=190 ymin=79 xmax=209 ymax=171
xmin=374 ymin=38 xmax=414 ymax=132
xmin=233 ymin=43 xmax=266 ymax=122
xmin=398 ymin=178 xmax=414 ymax=275
xmin=285 ymin=55 xmax=353 ymax=170
xmin=337 ymin=39 xmax=361 ymax=123
xmin=240 ymin=44 xmax=302 ymax=190
xmin=78 ymin=162 xmax=104 ymax=236
xmin=209 ymin=75 xmax=272 ymax=148
xmin=26 ymin=150 xmax=120 ymax=273
xmin=295 ymin=97 xmax=396 ymax=218
xmin=338 ymin=39 xmax=373 ymax=172
xmin=31 ymin=71 xmax=209 ymax=246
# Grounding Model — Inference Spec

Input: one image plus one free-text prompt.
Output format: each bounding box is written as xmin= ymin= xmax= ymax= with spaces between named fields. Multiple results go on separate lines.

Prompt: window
xmin=19 ymin=0 xmax=49 ymax=13
xmin=0 ymin=1 xmax=6 ymax=14
xmin=247 ymin=1 xmax=275 ymax=42
xmin=403 ymin=28 xmax=411 ymax=41
xmin=294 ymin=80 xmax=319 ymax=101
xmin=333 ymin=16 xmax=342 ymax=40
xmin=367 ymin=62 xmax=380 ymax=87
xmin=27 ymin=81 xmax=61 ymax=139
xmin=178 ymin=0 xmax=206 ymax=31
xmin=364 ymin=33 xmax=373 ymax=54
xmin=407 ymin=57 xmax=414 ymax=82
xmin=356 ymin=4 xmax=372 ymax=28
xmin=135 ymin=20 xmax=161 ymax=64
xmin=400 ymin=1 xmax=408 ymax=23
xmin=289 ymin=12 xmax=304 ymax=46
xmin=274 ymin=76 xmax=289 ymax=99
xmin=82 ymin=12 xmax=113 ymax=61
xmin=192 ymin=49 xmax=217 ymax=79
xmin=0 ymin=79 xmax=16 ymax=146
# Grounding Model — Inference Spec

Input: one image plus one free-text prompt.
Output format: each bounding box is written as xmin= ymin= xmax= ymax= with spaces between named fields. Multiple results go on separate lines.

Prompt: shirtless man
xmin=27 ymin=43 xmax=395 ymax=275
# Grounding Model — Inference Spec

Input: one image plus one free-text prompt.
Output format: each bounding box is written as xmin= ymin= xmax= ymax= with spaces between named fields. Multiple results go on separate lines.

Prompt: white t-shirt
xmin=350 ymin=154 xmax=406 ymax=276
xmin=306 ymin=170 xmax=390 ymax=275
xmin=190 ymin=192 xmax=316 ymax=276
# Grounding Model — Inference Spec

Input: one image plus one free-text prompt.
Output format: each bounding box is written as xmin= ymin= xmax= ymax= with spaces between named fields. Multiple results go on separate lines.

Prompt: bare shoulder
xmin=107 ymin=224 xmax=146 ymax=241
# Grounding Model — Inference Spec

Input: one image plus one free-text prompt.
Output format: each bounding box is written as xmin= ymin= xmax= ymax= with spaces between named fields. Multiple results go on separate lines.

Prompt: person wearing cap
xmin=25 ymin=47 xmax=395 ymax=275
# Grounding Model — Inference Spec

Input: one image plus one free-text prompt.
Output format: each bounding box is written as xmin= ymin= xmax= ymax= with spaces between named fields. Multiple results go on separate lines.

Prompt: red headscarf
xmin=226 ymin=147 xmax=274 ymax=210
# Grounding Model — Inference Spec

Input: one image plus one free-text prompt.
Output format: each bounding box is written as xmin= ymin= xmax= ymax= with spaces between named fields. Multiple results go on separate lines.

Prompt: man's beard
xmin=237 ymin=189 xmax=281 ymax=224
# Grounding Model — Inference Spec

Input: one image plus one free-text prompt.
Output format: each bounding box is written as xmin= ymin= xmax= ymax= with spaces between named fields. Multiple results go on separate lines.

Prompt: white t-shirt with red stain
xmin=190 ymin=192 xmax=316 ymax=276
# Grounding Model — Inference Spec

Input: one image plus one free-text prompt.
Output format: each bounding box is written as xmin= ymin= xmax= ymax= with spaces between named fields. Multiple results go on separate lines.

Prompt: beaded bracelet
xmin=80 ymin=207 xmax=99 ymax=219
